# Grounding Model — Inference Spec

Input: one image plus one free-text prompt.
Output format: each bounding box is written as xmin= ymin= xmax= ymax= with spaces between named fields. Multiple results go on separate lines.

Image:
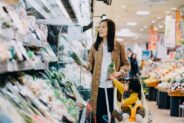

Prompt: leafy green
xmin=68 ymin=51 xmax=82 ymax=65
xmin=107 ymin=61 xmax=116 ymax=75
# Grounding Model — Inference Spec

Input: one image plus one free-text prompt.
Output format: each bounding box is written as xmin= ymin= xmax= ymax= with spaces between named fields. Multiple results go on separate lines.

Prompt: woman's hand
xmin=82 ymin=63 xmax=88 ymax=70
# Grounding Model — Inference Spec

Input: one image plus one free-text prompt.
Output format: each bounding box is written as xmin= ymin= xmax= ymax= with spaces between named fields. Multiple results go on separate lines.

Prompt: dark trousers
xmin=96 ymin=88 xmax=114 ymax=123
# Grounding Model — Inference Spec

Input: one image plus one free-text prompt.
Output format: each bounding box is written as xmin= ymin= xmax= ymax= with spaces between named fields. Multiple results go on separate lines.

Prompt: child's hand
xmin=108 ymin=74 xmax=115 ymax=80
xmin=121 ymin=101 xmax=125 ymax=107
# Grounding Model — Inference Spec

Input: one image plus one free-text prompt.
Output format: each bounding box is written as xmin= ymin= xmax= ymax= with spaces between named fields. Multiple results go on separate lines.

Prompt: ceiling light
xmin=149 ymin=0 xmax=166 ymax=4
xmin=117 ymin=29 xmax=138 ymax=37
xmin=127 ymin=22 xmax=137 ymax=26
xmin=151 ymin=20 xmax=156 ymax=23
xmin=120 ymin=28 xmax=130 ymax=32
xmin=158 ymin=25 xmax=163 ymax=29
xmin=165 ymin=11 xmax=171 ymax=14
xmin=140 ymin=28 xmax=144 ymax=31
xmin=122 ymin=5 xmax=127 ymax=8
xmin=133 ymin=37 xmax=138 ymax=40
xmin=116 ymin=15 xmax=120 ymax=18
xmin=143 ymin=26 xmax=148 ymax=29
xmin=136 ymin=11 xmax=150 ymax=16
xmin=157 ymin=16 xmax=162 ymax=19
xmin=171 ymin=7 xmax=177 ymax=10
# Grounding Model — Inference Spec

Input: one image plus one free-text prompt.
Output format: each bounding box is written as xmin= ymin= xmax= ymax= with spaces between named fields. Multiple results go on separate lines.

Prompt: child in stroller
xmin=110 ymin=77 xmax=145 ymax=123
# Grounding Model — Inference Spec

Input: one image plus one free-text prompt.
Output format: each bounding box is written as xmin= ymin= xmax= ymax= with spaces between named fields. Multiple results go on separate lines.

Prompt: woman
xmin=84 ymin=19 xmax=129 ymax=123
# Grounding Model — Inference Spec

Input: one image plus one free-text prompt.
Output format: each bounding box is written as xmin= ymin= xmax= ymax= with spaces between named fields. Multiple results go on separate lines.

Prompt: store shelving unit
xmin=21 ymin=0 xmax=91 ymax=122
xmin=0 ymin=1 xmax=50 ymax=74
xmin=0 ymin=61 xmax=48 ymax=74
xmin=25 ymin=0 xmax=74 ymax=25
xmin=23 ymin=40 xmax=48 ymax=48
xmin=0 ymin=0 xmax=80 ymax=122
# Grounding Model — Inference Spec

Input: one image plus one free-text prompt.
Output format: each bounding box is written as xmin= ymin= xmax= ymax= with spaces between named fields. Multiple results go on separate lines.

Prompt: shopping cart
xmin=113 ymin=78 xmax=152 ymax=123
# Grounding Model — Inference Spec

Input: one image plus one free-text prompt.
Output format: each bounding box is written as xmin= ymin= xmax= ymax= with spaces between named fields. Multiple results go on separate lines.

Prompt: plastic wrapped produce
xmin=59 ymin=63 xmax=92 ymax=89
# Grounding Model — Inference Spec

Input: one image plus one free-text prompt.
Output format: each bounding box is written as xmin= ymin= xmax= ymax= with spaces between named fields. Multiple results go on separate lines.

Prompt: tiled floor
xmin=148 ymin=101 xmax=184 ymax=123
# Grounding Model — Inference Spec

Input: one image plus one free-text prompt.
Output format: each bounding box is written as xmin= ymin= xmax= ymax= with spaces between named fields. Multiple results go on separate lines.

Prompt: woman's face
xmin=99 ymin=21 xmax=108 ymax=38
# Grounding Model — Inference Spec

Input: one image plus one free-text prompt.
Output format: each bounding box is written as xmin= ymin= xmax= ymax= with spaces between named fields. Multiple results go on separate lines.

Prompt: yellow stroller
xmin=113 ymin=79 xmax=152 ymax=123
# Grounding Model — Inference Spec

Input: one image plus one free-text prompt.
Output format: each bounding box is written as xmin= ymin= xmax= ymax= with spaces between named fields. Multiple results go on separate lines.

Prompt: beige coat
xmin=86 ymin=41 xmax=130 ymax=115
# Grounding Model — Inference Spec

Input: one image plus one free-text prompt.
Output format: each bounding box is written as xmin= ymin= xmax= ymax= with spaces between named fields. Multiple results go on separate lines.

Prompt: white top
xmin=99 ymin=42 xmax=113 ymax=88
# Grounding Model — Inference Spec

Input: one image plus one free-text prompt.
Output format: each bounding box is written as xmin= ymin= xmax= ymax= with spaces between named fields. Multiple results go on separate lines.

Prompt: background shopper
xmin=127 ymin=49 xmax=139 ymax=78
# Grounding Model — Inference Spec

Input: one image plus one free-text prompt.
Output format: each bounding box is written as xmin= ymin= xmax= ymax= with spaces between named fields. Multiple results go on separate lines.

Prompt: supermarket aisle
xmin=148 ymin=101 xmax=184 ymax=123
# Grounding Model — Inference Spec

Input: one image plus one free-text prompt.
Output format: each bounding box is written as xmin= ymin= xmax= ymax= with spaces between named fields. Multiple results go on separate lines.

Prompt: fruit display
xmin=168 ymin=74 xmax=184 ymax=96
xmin=141 ymin=59 xmax=184 ymax=96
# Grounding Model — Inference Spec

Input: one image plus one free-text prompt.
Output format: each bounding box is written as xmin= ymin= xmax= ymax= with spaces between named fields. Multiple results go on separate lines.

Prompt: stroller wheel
xmin=148 ymin=111 xmax=152 ymax=123
xmin=103 ymin=115 xmax=108 ymax=123
xmin=102 ymin=115 xmax=115 ymax=123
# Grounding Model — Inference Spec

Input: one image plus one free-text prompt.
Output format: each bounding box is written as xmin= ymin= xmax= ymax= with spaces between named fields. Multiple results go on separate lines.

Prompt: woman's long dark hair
xmin=128 ymin=79 xmax=142 ymax=100
xmin=94 ymin=19 xmax=116 ymax=52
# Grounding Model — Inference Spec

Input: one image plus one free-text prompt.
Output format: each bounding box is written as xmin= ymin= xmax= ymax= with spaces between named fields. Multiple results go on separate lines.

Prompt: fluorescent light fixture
xmin=157 ymin=16 xmax=162 ymax=19
xmin=117 ymin=29 xmax=138 ymax=37
xmin=127 ymin=22 xmax=137 ymax=26
xmin=122 ymin=5 xmax=127 ymax=8
xmin=171 ymin=7 xmax=177 ymax=10
xmin=140 ymin=28 xmax=144 ymax=31
xmin=149 ymin=0 xmax=166 ymax=4
xmin=116 ymin=15 xmax=120 ymax=18
xmin=143 ymin=26 xmax=148 ymax=29
xmin=120 ymin=28 xmax=130 ymax=32
xmin=158 ymin=25 xmax=163 ymax=29
xmin=133 ymin=37 xmax=138 ymax=40
xmin=165 ymin=11 xmax=171 ymax=14
xmin=136 ymin=11 xmax=150 ymax=16
xmin=151 ymin=20 xmax=156 ymax=23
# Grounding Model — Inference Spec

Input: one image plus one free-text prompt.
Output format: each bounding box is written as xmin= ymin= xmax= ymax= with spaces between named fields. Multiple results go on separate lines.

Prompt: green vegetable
xmin=68 ymin=51 xmax=82 ymax=65
xmin=27 ymin=50 xmax=34 ymax=59
xmin=107 ymin=61 xmax=116 ymax=75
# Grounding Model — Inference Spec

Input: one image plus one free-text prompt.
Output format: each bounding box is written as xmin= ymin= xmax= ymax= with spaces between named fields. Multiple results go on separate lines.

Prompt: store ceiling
xmin=94 ymin=0 xmax=184 ymax=44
